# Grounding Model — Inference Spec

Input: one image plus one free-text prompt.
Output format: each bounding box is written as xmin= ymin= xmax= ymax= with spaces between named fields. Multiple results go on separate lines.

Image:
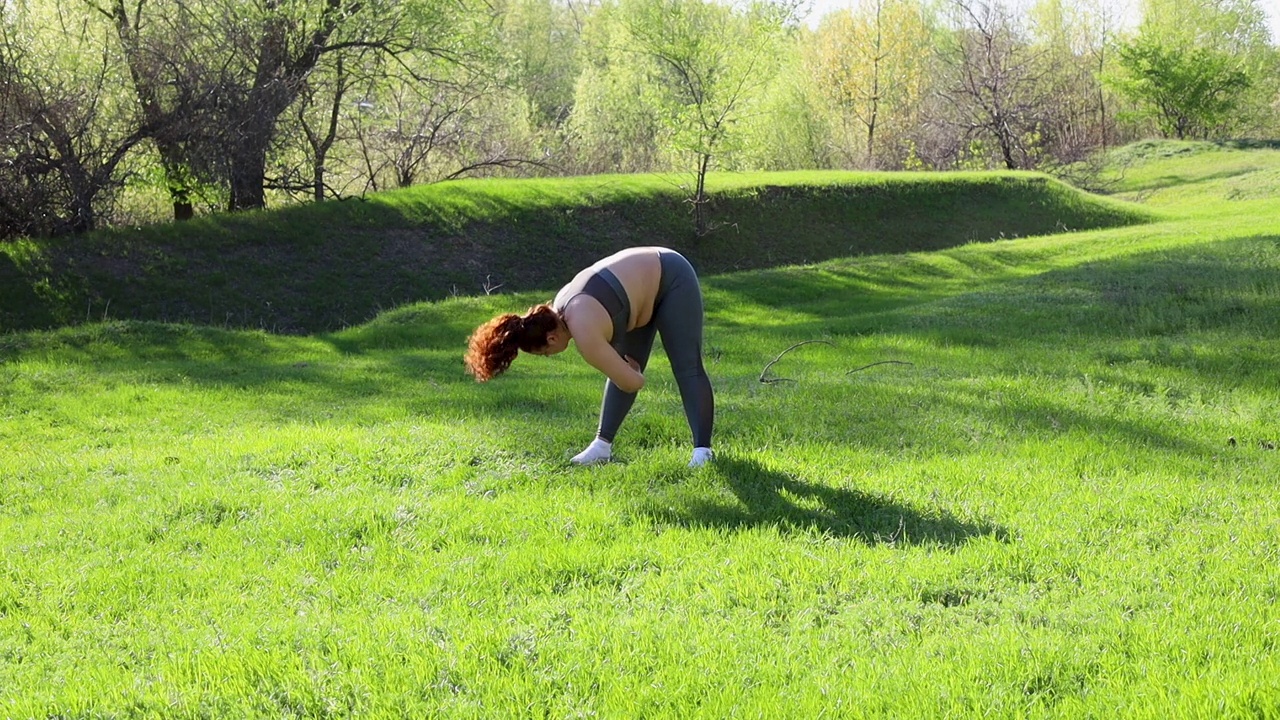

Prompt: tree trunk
xmin=998 ymin=130 xmax=1017 ymax=169
xmin=105 ymin=0 xmax=202 ymax=223
xmin=225 ymin=4 xmax=346 ymax=211
xmin=157 ymin=149 xmax=196 ymax=221
xmin=866 ymin=0 xmax=881 ymax=170
xmin=314 ymin=161 xmax=327 ymax=203
xmin=228 ymin=132 xmax=271 ymax=211
xmin=693 ymin=153 xmax=710 ymax=237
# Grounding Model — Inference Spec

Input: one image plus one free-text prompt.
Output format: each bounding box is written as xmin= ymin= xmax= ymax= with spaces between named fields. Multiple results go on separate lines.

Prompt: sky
xmin=800 ymin=0 xmax=1280 ymax=42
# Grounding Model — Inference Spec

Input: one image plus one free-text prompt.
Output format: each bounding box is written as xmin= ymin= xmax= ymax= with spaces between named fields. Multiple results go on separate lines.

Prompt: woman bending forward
xmin=465 ymin=246 xmax=715 ymax=467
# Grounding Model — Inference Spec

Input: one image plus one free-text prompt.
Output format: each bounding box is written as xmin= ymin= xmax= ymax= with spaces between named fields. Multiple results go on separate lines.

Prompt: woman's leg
xmin=571 ymin=325 xmax=657 ymax=464
xmin=595 ymin=324 xmax=658 ymax=443
xmin=652 ymin=253 xmax=714 ymax=451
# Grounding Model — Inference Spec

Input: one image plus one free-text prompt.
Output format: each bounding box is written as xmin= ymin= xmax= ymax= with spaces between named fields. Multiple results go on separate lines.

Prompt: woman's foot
xmin=689 ymin=447 xmax=714 ymax=468
xmin=571 ymin=438 xmax=612 ymax=465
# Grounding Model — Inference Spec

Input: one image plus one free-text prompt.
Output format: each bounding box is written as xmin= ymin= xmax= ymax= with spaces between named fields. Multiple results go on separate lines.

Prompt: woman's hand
xmin=624 ymin=355 xmax=642 ymax=373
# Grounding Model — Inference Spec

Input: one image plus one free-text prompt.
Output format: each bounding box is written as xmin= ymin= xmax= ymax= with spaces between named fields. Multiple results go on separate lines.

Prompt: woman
xmin=465 ymin=246 xmax=715 ymax=468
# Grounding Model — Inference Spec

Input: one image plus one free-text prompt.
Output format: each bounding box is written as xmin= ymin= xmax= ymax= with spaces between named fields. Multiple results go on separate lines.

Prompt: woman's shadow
xmin=642 ymin=455 xmax=1007 ymax=547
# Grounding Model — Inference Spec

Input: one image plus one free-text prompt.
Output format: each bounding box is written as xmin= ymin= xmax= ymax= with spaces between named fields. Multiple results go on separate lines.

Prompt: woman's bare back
xmin=558 ymin=246 xmax=663 ymax=333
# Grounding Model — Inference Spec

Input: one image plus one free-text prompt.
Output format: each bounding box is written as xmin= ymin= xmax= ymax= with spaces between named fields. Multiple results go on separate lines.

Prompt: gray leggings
xmin=597 ymin=251 xmax=714 ymax=448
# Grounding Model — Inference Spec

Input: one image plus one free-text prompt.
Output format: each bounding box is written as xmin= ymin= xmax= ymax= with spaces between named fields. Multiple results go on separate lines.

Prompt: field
xmin=2 ymin=141 xmax=1280 ymax=717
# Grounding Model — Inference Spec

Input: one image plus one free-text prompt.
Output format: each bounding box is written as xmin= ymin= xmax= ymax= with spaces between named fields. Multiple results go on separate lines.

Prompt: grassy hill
xmin=0 ymin=171 xmax=1150 ymax=333
xmin=2 ymin=141 xmax=1280 ymax=717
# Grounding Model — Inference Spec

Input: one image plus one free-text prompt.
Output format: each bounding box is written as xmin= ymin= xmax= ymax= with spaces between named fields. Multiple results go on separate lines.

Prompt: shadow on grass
xmin=2 ymin=175 xmax=1150 ymax=335
xmin=642 ymin=456 xmax=1007 ymax=546
xmin=1219 ymin=139 xmax=1280 ymax=151
xmin=0 ymin=252 xmax=57 ymax=332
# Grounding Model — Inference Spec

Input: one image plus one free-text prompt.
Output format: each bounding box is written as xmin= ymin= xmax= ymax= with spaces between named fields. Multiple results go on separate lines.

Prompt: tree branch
xmin=759 ymin=340 xmax=834 ymax=383
xmin=845 ymin=360 xmax=913 ymax=374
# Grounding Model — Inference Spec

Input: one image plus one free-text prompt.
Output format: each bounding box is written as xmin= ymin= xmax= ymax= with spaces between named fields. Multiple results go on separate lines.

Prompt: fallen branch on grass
xmin=759 ymin=340 xmax=916 ymax=384
xmin=846 ymin=360 xmax=914 ymax=375
xmin=759 ymin=340 xmax=834 ymax=384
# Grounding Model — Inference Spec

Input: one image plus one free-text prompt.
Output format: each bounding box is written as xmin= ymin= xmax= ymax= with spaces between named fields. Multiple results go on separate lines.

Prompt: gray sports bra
xmin=554 ymin=268 xmax=630 ymax=347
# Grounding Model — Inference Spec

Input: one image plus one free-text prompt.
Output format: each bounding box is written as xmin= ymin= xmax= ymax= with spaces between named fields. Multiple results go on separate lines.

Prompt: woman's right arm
xmin=574 ymin=334 xmax=645 ymax=393
xmin=563 ymin=301 xmax=644 ymax=393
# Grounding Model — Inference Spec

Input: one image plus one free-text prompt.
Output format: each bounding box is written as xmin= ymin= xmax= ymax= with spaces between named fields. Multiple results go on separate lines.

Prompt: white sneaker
xmin=688 ymin=447 xmax=714 ymax=468
xmin=571 ymin=438 xmax=612 ymax=465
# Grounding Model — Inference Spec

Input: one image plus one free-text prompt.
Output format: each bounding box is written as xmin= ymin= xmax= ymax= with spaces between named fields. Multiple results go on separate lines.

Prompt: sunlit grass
xmin=2 ymin=141 xmax=1280 ymax=717
xmin=1104 ymin=139 xmax=1280 ymax=212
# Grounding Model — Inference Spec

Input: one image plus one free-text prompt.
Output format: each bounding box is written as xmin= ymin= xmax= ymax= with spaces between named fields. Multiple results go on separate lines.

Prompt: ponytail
xmin=464 ymin=304 xmax=561 ymax=381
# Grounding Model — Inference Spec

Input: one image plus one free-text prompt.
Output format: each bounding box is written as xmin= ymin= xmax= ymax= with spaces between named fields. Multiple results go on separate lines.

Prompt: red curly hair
xmin=464 ymin=304 xmax=561 ymax=381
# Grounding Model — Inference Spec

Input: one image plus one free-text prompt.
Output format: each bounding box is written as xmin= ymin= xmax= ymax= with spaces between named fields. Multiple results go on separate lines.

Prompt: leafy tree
xmin=564 ymin=2 xmax=665 ymax=175
xmin=1139 ymin=0 xmax=1273 ymax=53
xmin=1109 ymin=33 xmax=1251 ymax=139
xmin=499 ymin=0 xmax=588 ymax=131
xmin=806 ymin=0 xmax=933 ymax=168
xmin=1131 ymin=0 xmax=1277 ymax=137
xmin=616 ymin=0 xmax=797 ymax=235
xmin=735 ymin=33 xmax=833 ymax=171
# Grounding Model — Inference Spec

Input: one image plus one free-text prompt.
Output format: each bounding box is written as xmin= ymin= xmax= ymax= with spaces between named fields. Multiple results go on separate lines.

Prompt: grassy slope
xmin=0 ymin=171 xmax=1149 ymax=333
xmin=2 ymin=142 xmax=1280 ymax=717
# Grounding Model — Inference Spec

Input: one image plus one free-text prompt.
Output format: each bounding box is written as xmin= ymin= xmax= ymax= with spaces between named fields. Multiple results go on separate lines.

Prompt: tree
xmin=282 ymin=51 xmax=360 ymax=202
xmin=344 ymin=57 xmax=549 ymax=192
xmin=735 ymin=32 xmax=833 ymax=171
xmin=0 ymin=3 xmax=144 ymax=237
xmin=212 ymin=0 xmax=420 ymax=211
xmin=936 ymin=0 xmax=1048 ymax=170
xmin=86 ymin=0 xmax=228 ymax=221
xmin=1109 ymin=33 xmax=1251 ymax=140
xmin=500 ymin=0 xmax=589 ymax=132
xmin=1126 ymin=0 xmax=1277 ymax=138
xmin=618 ymin=0 xmax=797 ymax=235
xmin=84 ymin=0 xmax=446 ymax=213
xmin=564 ymin=2 xmax=665 ymax=175
xmin=1139 ymin=0 xmax=1273 ymax=53
xmin=806 ymin=0 xmax=933 ymax=168
xmin=1025 ymin=0 xmax=1122 ymax=161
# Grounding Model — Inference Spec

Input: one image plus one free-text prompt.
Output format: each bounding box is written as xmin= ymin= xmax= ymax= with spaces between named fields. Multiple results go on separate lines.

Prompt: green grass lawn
xmin=3 ymin=142 xmax=1280 ymax=717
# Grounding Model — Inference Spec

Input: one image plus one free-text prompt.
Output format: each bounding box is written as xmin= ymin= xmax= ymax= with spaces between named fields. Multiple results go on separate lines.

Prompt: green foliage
xmin=730 ymin=40 xmax=832 ymax=171
xmin=1123 ymin=0 xmax=1279 ymax=138
xmin=564 ymin=3 xmax=666 ymax=174
xmin=614 ymin=0 xmax=796 ymax=231
xmin=619 ymin=0 xmax=791 ymax=155
xmin=1138 ymin=0 xmax=1274 ymax=54
xmin=1110 ymin=34 xmax=1252 ymax=140
xmin=2 ymin=143 xmax=1280 ymax=716
xmin=499 ymin=0 xmax=585 ymax=130
xmin=3 ymin=0 xmax=1277 ymax=236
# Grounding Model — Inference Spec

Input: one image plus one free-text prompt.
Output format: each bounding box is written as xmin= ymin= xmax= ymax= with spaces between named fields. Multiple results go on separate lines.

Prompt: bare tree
xmin=88 ymin=0 xmax=229 ymax=221
xmin=937 ymin=0 xmax=1048 ymax=170
xmin=345 ymin=50 xmax=555 ymax=193
xmin=0 ymin=15 xmax=144 ymax=238
xmin=273 ymin=51 xmax=362 ymax=202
